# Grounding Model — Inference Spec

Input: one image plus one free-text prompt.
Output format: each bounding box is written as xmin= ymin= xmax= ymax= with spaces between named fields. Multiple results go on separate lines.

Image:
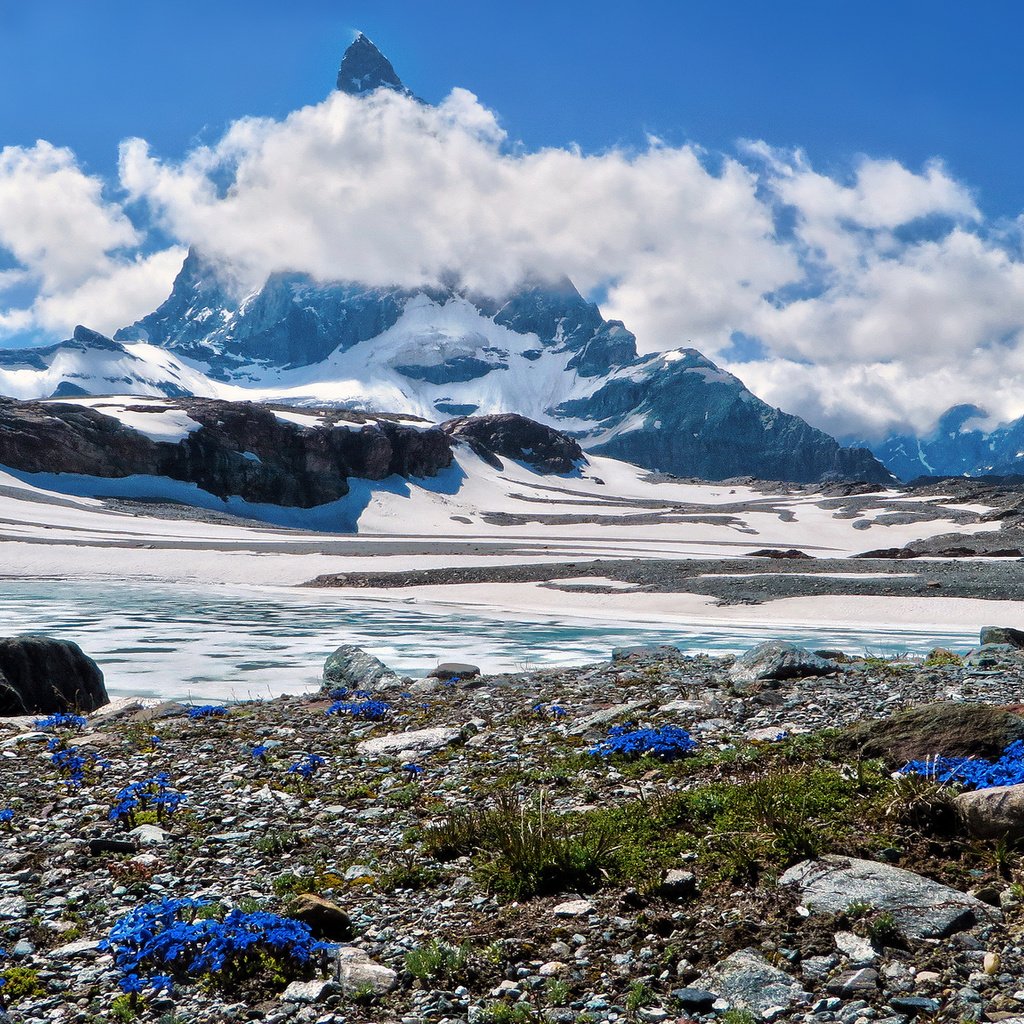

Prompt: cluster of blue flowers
xmin=101 ymin=897 xmax=327 ymax=992
xmin=401 ymin=763 xmax=424 ymax=776
xmin=34 ymin=712 xmax=87 ymax=731
xmin=110 ymin=773 xmax=187 ymax=826
xmin=531 ymin=702 xmax=568 ymax=719
xmin=589 ymin=723 xmax=698 ymax=761
xmin=250 ymin=744 xmax=269 ymax=761
xmin=49 ymin=739 xmax=108 ymax=787
xmin=900 ymin=740 xmax=1024 ymax=790
xmin=325 ymin=699 xmax=391 ymax=720
xmin=187 ymin=705 xmax=229 ymax=720
xmin=0 ymin=809 xmax=13 ymax=825
xmin=287 ymin=753 xmax=325 ymax=780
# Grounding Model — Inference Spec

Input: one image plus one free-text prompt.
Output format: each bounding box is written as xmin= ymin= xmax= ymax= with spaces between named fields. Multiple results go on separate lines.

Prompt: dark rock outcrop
xmin=840 ymin=702 xmax=1024 ymax=765
xmin=0 ymin=397 xmax=453 ymax=509
xmin=0 ymin=636 xmax=107 ymax=715
xmin=980 ymin=626 xmax=1024 ymax=649
xmin=322 ymin=645 xmax=399 ymax=691
xmin=441 ymin=413 xmax=584 ymax=474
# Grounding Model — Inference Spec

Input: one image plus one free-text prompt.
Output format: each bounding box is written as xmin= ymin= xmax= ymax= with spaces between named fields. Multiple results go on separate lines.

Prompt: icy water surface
xmin=0 ymin=579 xmax=981 ymax=701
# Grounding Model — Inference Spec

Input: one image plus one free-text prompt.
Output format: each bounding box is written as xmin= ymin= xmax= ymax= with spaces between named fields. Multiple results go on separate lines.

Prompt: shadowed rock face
xmin=0 ymin=397 xmax=453 ymax=508
xmin=441 ymin=413 xmax=584 ymax=474
xmin=0 ymin=636 xmax=107 ymax=715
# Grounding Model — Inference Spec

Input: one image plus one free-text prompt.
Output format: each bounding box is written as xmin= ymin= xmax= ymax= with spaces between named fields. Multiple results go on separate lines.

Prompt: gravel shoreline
xmin=5 ymin=638 xmax=1024 ymax=1022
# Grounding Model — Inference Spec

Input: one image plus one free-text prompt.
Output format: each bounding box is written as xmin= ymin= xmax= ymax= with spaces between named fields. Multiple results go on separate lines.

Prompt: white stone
xmin=335 ymin=946 xmax=398 ymax=994
xmin=282 ymin=979 xmax=336 ymax=1003
xmin=127 ymin=824 xmax=171 ymax=847
xmin=356 ymin=726 xmax=462 ymax=758
xmin=834 ymin=931 xmax=877 ymax=965
xmin=553 ymin=899 xmax=594 ymax=917
xmin=539 ymin=961 xmax=568 ymax=977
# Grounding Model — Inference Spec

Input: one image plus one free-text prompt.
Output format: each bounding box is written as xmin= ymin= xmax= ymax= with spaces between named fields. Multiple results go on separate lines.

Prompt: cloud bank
xmin=3 ymin=85 xmax=1024 ymax=439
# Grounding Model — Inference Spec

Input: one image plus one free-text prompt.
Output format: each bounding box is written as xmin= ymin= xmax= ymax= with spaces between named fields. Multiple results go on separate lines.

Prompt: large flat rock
xmin=356 ymin=726 xmax=462 ymax=758
xmin=780 ymin=855 xmax=999 ymax=940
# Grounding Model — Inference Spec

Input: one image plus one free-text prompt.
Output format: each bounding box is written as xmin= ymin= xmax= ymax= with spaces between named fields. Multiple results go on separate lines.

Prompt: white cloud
xmin=5 ymin=88 xmax=1024 ymax=442
xmin=0 ymin=141 xmax=182 ymax=340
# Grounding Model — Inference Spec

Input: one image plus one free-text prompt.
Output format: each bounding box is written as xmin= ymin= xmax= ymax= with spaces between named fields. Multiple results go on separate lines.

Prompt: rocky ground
xmin=6 ymin=638 xmax=1024 ymax=1023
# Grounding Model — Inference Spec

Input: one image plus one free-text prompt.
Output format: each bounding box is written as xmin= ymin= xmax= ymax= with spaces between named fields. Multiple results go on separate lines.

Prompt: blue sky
xmin=3 ymin=1 xmax=1024 ymax=440
xmin=2 ymin=0 xmax=1021 ymax=215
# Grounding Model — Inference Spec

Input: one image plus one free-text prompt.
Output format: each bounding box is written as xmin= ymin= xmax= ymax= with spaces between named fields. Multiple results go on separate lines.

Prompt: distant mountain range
xmin=849 ymin=405 xmax=1024 ymax=481
xmin=0 ymin=35 xmax=893 ymax=486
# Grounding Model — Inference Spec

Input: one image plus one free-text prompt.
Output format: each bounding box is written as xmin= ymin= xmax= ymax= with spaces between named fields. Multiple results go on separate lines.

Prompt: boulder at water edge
xmin=729 ymin=640 xmax=837 ymax=689
xmin=0 ymin=635 xmax=107 ymax=715
xmin=322 ymin=644 xmax=399 ymax=691
xmin=980 ymin=625 xmax=1024 ymax=649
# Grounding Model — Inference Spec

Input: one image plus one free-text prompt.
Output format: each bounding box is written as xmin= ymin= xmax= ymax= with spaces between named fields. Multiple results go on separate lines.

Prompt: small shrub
xmin=404 ymin=938 xmax=471 ymax=984
xmin=476 ymin=1003 xmax=536 ymax=1024
xmin=544 ymin=976 xmax=570 ymax=1005
xmin=254 ymin=830 xmax=301 ymax=855
xmin=625 ymin=980 xmax=653 ymax=1011
xmin=923 ymin=648 xmax=963 ymax=668
xmin=422 ymin=791 xmax=619 ymax=899
xmin=0 ymin=965 xmax=44 ymax=1002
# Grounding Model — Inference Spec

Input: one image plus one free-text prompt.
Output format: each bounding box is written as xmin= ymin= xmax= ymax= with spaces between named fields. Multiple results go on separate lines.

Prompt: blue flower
xmin=251 ymin=744 xmax=268 ymax=760
xmin=287 ymin=753 xmax=326 ymax=779
xmin=187 ymin=705 xmax=229 ymax=720
xmin=901 ymin=739 xmax=1024 ymax=790
xmin=325 ymin=699 xmax=390 ymax=721
xmin=401 ymin=763 xmax=424 ymax=775
xmin=0 ymin=809 xmax=13 ymax=823
xmin=589 ymin=724 xmax=697 ymax=761
xmin=34 ymin=712 xmax=87 ymax=731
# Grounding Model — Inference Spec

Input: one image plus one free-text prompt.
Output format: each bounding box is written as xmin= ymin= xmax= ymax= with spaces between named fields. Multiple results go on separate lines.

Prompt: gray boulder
xmin=780 ymin=855 xmax=999 ymax=939
xmin=0 ymin=636 xmax=107 ymax=715
xmin=729 ymin=641 xmax=836 ymax=689
xmin=323 ymin=645 xmax=399 ymax=691
xmin=954 ymin=783 xmax=1024 ymax=839
xmin=979 ymin=626 xmax=1024 ymax=648
xmin=428 ymin=662 xmax=480 ymax=681
xmin=356 ymin=726 xmax=463 ymax=759
xmin=698 ymin=947 xmax=809 ymax=1018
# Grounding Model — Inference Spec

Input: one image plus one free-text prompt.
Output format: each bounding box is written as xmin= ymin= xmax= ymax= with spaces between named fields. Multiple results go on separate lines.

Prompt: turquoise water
xmin=0 ymin=580 xmax=979 ymax=701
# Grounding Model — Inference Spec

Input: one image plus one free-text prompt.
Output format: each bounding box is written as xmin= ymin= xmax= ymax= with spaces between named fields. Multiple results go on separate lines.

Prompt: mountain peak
xmin=337 ymin=33 xmax=410 ymax=97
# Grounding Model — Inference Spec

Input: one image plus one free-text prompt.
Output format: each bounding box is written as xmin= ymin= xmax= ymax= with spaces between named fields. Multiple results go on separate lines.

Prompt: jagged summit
xmin=337 ymin=33 xmax=411 ymax=97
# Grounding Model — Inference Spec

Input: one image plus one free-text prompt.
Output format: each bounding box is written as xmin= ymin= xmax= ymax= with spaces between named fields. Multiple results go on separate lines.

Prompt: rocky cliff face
xmin=441 ymin=413 xmax=585 ymax=475
xmin=0 ymin=397 xmax=453 ymax=508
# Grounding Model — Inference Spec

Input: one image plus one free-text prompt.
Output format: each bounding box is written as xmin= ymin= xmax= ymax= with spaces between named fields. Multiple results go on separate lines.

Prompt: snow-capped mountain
xmin=860 ymin=404 xmax=1024 ymax=480
xmin=0 ymin=36 xmax=892 ymax=486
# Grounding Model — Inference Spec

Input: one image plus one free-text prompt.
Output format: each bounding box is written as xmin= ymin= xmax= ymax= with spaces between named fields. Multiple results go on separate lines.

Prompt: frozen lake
xmin=0 ymin=579 xmax=982 ymax=701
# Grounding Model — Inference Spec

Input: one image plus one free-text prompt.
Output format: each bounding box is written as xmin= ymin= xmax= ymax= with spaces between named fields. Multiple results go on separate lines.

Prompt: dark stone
xmin=612 ymin=644 xmax=678 ymax=663
xmin=839 ymin=702 xmax=1024 ymax=765
xmin=88 ymin=839 xmax=137 ymax=857
xmin=0 ymin=636 xmax=107 ymax=715
xmin=826 ymin=968 xmax=878 ymax=997
xmin=889 ymin=996 xmax=940 ymax=1015
xmin=429 ymin=662 xmax=481 ymax=681
xmin=669 ymin=988 xmax=716 ymax=1012
xmin=288 ymin=894 xmax=353 ymax=941
xmin=980 ymin=625 xmax=1024 ymax=648
xmin=747 ymin=548 xmax=814 ymax=559
xmin=441 ymin=413 xmax=583 ymax=475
